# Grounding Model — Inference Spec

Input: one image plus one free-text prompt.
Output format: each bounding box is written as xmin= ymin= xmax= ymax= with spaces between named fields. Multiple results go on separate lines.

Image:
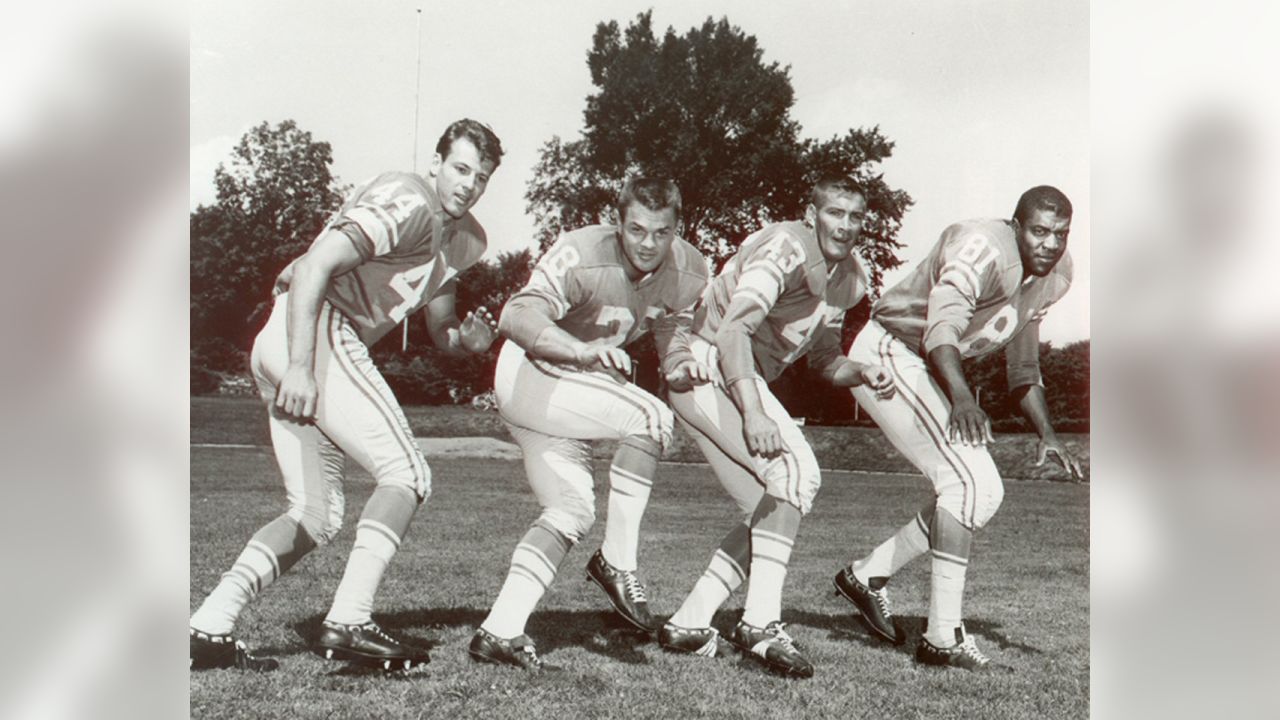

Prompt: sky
xmin=191 ymin=0 xmax=1089 ymax=344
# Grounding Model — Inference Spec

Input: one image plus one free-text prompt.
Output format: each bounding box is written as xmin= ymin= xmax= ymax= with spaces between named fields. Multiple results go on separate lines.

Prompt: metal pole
xmin=404 ymin=7 xmax=423 ymax=353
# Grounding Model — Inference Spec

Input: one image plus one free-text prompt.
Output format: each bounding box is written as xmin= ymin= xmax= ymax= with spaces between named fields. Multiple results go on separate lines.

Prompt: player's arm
xmin=276 ymin=230 xmax=364 ymax=420
xmin=714 ymin=242 xmax=794 ymax=457
xmin=1006 ymin=319 xmax=1086 ymax=480
xmin=810 ymin=321 xmax=895 ymax=398
xmin=422 ymin=280 xmax=496 ymax=356
xmin=498 ymin=245 xmax=631 ymax=377
xmin=657 ymin=305 xmax=711 ymax=392
xmin=923 ymin=232 xmax=1001 ymax=445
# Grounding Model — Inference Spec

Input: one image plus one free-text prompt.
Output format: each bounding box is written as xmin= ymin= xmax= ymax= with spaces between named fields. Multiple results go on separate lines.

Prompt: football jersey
xmin=502 ymin=225 xmax=709 ymax=372
xmin=696 ymin=220 xmax=869 ymax=385
xmin=873 ymin=217 xmax=1073 ymax=388
xmin=318 ymin=171 xmax=487 ymax=346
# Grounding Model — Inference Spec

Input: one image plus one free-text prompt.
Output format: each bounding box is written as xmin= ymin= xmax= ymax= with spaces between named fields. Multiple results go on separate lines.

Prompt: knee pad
xmin=376 ymin=454 xmax=433 ymax=504
xmin=538 ymin=506 xmax=593 ymax=545
xmin=971 ymin=473 xmax=1004 ymax=530
xmin=290 ymin=501 xmax=343 ymax=547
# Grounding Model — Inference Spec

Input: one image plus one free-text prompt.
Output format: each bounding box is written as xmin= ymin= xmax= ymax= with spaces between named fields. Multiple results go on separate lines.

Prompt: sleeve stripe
xmin=942 ymin=263 xmax=977 ymax=297
xmin=346 ymin=206 xmax=396 ymax=256
xmin=742 ymin=260 xmax=787 ymax=288
xmin=733 ymin=286 xmax=774 ymax=314
xmin=737 ymin=267 xmax=782 ymax=298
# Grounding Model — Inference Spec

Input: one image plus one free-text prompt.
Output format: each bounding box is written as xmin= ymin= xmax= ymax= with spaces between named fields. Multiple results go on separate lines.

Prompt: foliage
xmin=525 ymin=11 xmax=911 ymax=283
xmin=191 ymin=120 xmax=345 ymax=359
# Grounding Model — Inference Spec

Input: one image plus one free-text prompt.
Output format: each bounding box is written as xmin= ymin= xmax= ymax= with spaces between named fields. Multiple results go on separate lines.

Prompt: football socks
xmin=600 ymin=436 xmax=660 ymax=572
xmin=325 ymin=485 xmax=416 ymax=626
xmin=851 ymin=505 xmax=933 ymax=584
xmin=925 ymin=507 xmax=973 ymax=647
xmin=481 ymin=519 xmax=573 ymax=639
xmin=668 ymin=522 xmax=750 ymax=628
xmin=741 ymin=495 xmax=801 ymax=628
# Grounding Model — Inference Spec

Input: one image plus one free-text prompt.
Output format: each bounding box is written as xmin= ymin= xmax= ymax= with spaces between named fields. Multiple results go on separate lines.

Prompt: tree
xmin=191 ymin=120 xmax=345 ymax=370
xmin=526 ymin=11 xmax=912 ymax=285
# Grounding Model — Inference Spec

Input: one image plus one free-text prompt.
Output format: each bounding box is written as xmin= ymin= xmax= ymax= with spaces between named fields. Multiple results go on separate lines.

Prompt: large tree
xmin=191 ymin=120 xmax=345 ymax=368
xmin=526 ymin=11 xmax=912 ymax=286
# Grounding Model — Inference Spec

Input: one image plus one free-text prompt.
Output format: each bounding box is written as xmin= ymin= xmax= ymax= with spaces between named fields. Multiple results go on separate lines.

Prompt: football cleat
xmin=585 ymin=549 xmax=655 ymax=632
xmin=315 ymin=621 xmax=430 ymax=671
xmin=190 ymin=628 xmax=279 ymax=672
xmin=833 ymin=566 xmax=905 ymax=645
xmin=657 ymin=622 xmax=731 ymax=658
xmin=915 ymin=624 xmax=991 ymax=671
xmin=468 ymin=628 xmax=561 ymax=672
xmin=727 ymin=620 xmax=814 ymax=679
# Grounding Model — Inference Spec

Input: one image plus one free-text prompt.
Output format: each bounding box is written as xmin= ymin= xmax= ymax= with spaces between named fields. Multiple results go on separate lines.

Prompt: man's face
xmin=1015 ymin=208 xmax=1071 ymax=277
xmin=430 ymin=137 xmax=496 ymax=218
xmin=617 ymin=201 xmax=677 ymax=278
xmin=806 ymin=190 xmax=867 ymax=263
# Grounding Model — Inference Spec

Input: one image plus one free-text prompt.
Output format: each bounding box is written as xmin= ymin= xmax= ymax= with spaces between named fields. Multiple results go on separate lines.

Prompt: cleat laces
xmin=515 ymin=641 xmax=544 ymax=668
xmin=871 ymin=587 xmax=894 ymax=618
xmin=621 ymin=572 xmax=648 ymax=604
xmin=767 ymin=623 xmax=800 ymax=653
xmin=956 ymin=634 xmax=990 ymax=665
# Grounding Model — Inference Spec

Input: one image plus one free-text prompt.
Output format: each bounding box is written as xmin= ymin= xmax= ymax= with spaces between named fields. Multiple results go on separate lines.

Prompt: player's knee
xmin=290 ymin=504 xmax=342 ymax=546
xmin=934 ymin=484 xmax=969 ymax=531
xmin=620 ymin=434 xmax=662 ymax=460
xmin=971 ymin=473 xmax=1005 ymax=530
xmin=375 ymin=456 xmax=432 ymax=505
xmin=538 ymin=507 xmax=593 ymax=545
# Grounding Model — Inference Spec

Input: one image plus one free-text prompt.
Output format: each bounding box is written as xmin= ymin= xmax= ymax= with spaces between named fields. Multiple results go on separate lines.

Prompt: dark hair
xmin=1013 ymin=185 xmax=1072 ymax=224
xmin=435 ymin=119 xmax=504 ymax=168
xmin=616 ymin=177 xmax=682 ymax=224
xmin=810 ymin=174 xmax=865 ymax=208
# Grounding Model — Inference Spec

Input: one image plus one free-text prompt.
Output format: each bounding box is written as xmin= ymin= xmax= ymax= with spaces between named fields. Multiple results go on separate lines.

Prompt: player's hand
xmin=577 ymin=344 xmax=633 ymax=383
xmin=860 ymin=365 xmax=896 ymax=400
xmin=665 ymin=358 xmax=712 ymax=393
xmin=1037 ymin=435 xmax=1086 ymax=482
xmin=743 ymin=411 xmax=783 ymax=458
xmin=948 ymin=397 xmax=993 ymax=446
xmin=459 ymin=306 xmax=497 ymax=353
xmin=275 ymin=365 xmax=318 ymax=421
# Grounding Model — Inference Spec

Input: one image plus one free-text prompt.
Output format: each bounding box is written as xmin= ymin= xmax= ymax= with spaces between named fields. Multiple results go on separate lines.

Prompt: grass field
xmin=191 ymin=443 xmax=1088 ymax=719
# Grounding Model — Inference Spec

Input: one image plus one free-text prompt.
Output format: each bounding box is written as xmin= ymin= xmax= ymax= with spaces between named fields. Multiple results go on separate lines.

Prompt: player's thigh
xmin=496 ymin=341 xmax=670 ymax=446
xmin=314 ymin=306 xmax=430 ymax=499
xmin=265 ymin=408 xmax=347 ymax=543
xmin=753 ymin=379 xmax=821 ymax=513
xmin=673 ymin=412 xmax=764 ymax=518
xmin=505 ymin=423 xmax=596 ymax=538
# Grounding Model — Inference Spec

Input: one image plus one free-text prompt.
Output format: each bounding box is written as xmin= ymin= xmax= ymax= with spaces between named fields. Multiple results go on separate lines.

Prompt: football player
xmin=832 ymin=185 xmax=1085 ymax=671
xmin=469 ymin=178 xmax=708 ymax=672
xmin=189 ymin=119 xmax=504 ymax=672
xmin=656 ymin=176 xmax=895 ymax=679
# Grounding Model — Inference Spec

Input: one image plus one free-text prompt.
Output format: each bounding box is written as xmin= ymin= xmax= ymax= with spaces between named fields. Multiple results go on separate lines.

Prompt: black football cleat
xmin=727 ymin=620 xmax=814 ymax=679
xmin=585 ymin=549 xmax=655 ymax=632
xmin=833 ymin=566 xmax=906 ymax=645
xmin=657 ymin=622 xmax=732 ymax=658
xmin=315 ymin=621 xmax=430 ymax=671
xmin=915 ymin=624 xmax=991 ymax=671
xmin=190 ymin=628 xmax=279 ymax=672
xmin=468 ymin=628 xmax=561 ymax=672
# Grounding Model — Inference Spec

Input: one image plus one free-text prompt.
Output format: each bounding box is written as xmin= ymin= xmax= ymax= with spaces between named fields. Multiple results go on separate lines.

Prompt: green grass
xmin=190 ymin=448 xmax=1088 ymax=719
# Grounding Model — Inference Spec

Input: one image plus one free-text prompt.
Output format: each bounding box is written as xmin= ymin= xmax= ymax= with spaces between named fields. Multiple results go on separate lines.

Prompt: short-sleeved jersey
xmin=873 ymin=218 xmax=1073 ymax=388
xmin=319 ymin=171 xmax=487 ymax=346
xmin=696 ymin=221 xmax=869 ymax=385
xmin=502 ymin=225 xmax=709 ymax=367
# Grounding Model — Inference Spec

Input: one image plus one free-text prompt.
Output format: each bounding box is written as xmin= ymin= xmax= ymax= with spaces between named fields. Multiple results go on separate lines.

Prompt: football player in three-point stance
xmin=656 ymin=176 xmax=895 ymax=679
xmin=833 ymin=185 xmax=1085 ymax=671
xmin=469 ymin=178 xmax=709 ymax=671
xmin=189 ymin=120 xmax=504 ymax=672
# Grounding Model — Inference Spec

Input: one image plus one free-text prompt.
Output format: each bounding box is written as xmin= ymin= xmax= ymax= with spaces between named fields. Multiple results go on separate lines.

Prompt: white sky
xmin=191 ymin=0 xmax=1089 ymax=345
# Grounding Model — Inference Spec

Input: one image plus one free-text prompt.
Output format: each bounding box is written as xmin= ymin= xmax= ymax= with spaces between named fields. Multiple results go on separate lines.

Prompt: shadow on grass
xmin=770 ymin=609 xmax=1045 ymax=658
xmin=289 ymin=606 xmax=654 ymax=667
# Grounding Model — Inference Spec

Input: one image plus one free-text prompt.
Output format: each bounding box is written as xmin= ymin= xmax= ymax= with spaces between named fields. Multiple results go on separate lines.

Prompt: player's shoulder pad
xmin=555 ymin=224 xmax=620 ymax=269
xmin=356 ymin=171 xmax=431 ymax=200
xmin=666 ymin=237 xmax=710 ymax=307
xmin=448 ymin=212 xmax=488 ymax=271
xmin=1052 ymin=250 xmax=1074 ymax=284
